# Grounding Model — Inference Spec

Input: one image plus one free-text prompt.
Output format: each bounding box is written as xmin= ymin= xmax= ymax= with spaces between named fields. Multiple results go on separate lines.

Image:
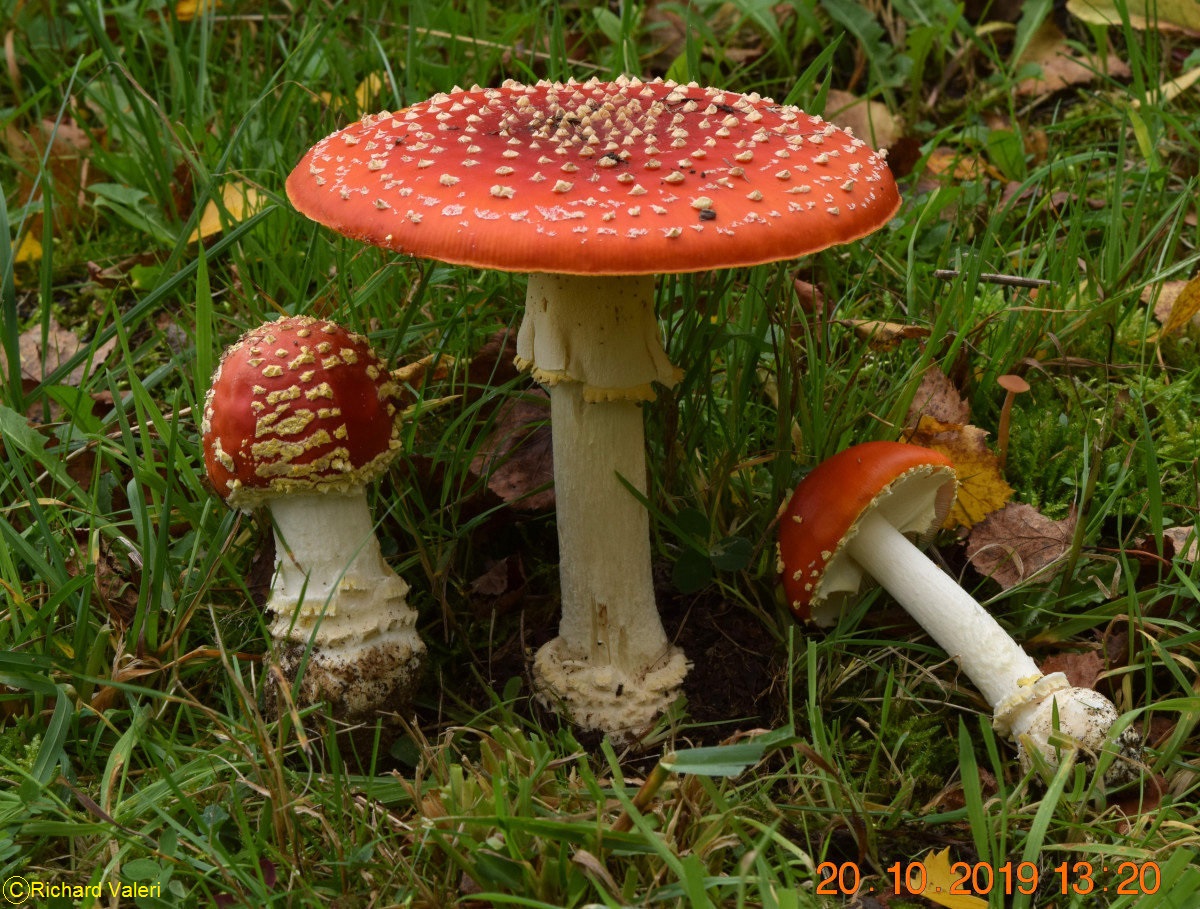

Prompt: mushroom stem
xmin=848 ymin=510 xmax=1042 ymax=708
xmin=266 ymin=490 xmax=424 ymax=720
xmin=547 ymin=383 xmax=667 ymax=672
xmin=520 ymin=273 xmax=687 ymax=737
xmin=847 ymin=509 xmax=1138 ymax=778
xmin=533 ymin=381 xmax=688 ymax=736
xmin=995 ymin=374 xmax=1030 ymax=470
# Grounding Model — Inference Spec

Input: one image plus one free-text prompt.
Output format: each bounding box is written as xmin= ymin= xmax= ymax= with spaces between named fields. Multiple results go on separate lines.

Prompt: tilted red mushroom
xmin=778 ymin=441 xmax=1141 ymax=782
xmin=202 ymin=315 xmax=425 ymax=721
xmin=286 ymin=76 xmax=900 ymax=738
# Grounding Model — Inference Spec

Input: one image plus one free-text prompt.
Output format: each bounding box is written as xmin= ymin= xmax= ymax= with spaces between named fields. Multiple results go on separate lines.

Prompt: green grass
xmin=2 ymin=1 xmax=1199 ymax=906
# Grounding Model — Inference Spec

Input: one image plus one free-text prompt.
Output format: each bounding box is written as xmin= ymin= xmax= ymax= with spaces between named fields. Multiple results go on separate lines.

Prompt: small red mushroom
xmin=778 ymin=441 xmax=1141 ymax=782
xmin=286 ymin=77 xmax=900 ymax=738
xmin=202 ymin=315 xmax=424 ymax=721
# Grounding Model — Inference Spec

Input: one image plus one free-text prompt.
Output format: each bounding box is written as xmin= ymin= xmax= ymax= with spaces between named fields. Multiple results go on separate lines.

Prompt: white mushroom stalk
xmin=849 ymin=510 xmax=1139 ymax=780
xmin=519 ymin=274 xmax=688 ymax=737
xmin=778 ymin=441 xmax=1141 ymax=783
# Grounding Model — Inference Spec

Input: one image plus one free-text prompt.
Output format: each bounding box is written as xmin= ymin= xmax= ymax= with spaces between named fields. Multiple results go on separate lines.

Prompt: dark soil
xmin=406 ymin=565 xmax=789 ymax=759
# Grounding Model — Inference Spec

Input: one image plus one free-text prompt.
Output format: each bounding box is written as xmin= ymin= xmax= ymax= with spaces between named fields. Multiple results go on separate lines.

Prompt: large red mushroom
xmin=286 ymin=76 xmax=900 ymax=738
xmin=202 ymin=315 xmax=425 ymax=722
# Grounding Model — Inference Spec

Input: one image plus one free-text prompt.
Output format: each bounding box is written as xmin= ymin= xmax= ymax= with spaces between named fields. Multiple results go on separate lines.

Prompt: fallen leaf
xmin=905 ymin=416 xmax=1013 ymax=529
xmin=176 ymin=0 xmax=220 ymax=21
xmin=824 ymin=89 xmax=902 ymax=150
xmin=907 ymin=368 xmax=971 ymax=425
xmin=837 ymin=318 xmax=931 ymax=349
xmin=355 ymin=72 xmax=386 ymax=112
xmin=469 ymin=391 xmax=555 ymax=511
xmin=923 ymin=146 xmax=991 ymax=180
xmin=916 ymin=848 xmax=988 ymax=908
xmin=1139 ymin=64 xmax=1200 ymax=107
xmin=318 ymin=72 xmax=388 ymax=114
xmin=1111 ymin=774 xmax=1168 ymax=834
xmin=1017 ymin=20 xmax=1131 ymax=96
xmin=470 ymin=556 xmax=525 ymax=599
xmin=187 ymin=181 xmax=267 ymax=243
xmin=1040 ymin=649 xmax=1103 ymax=688
xmin=1162 ymin=525 xmax=1198 ymax=561
xmin=1067 ymin=0 xmax=1200 ymax=34
xmin=966 ymin=502 xmax=1076 ymax=588
xmin=14 ymin=232 xmax=42 ymax=264
xmin=0 ymin=318 xmax=117 ymax=388
xmin=792 ymin=277 xmax=825 ymax=316
xmin=913 ymin=146 xmax=999 ymax=203
xmin=3 ymin=117 xmax=103 ymax=236
xmin=1149 ymin=273 xmax=1200 ymax=336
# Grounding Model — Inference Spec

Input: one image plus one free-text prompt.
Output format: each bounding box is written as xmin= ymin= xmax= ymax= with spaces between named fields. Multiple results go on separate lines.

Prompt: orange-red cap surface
xmin=779 ymin=441 xmax=956 ymax=619
xmin=201 ymin=316 xmax=402 ymax=509
xmin=286 ymin=77 xmax=900 ymax=276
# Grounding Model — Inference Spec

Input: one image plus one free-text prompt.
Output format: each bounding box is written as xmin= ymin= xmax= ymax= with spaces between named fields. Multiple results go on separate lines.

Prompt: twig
xmin=933 ymin=269 xmax=1053 ymax=288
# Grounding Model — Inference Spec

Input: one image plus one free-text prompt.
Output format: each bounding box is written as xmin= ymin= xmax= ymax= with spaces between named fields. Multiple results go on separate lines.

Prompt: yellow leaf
xmin=14 ymin=232 xmax=42 ymax=264
xmin=187 ymin=181 xmax=266 ymax=243
xmin=836 ymin=318 xmax=931 ymax=350
xmin=1158 ymin=273 xmax=1200 ymax=337
xmin=1067 ymin=0 xmax=1200 ymax=34
xmin=176 ymin=0 xmax=220 ymax=21
xmin=1138 ymin=63 xmax=1200 ymax=106
xmin=317 ymin=72 xmax=388 ymax=114
xmin=905 ymin=416 xmax=1013 ymax=529
xmin=355 ymin=72 xmax=385 ymax=113
xmin=918 ymin=848 xmax=990 ymax=909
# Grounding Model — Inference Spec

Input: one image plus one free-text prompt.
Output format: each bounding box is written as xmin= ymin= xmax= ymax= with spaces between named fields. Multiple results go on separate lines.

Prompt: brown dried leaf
xmin=792 ymin=277 xmax=825 ymax=316
xmin=1111 ymin=774 xmax=1167 ymax=833
xmin=824 ymin=89 xmax=902 ymax=150
xmin=905 ymin=416 xmax=1013 ymax=528
xmin=907 ymin=368 xmax=971 ymax=425
xmin=1017 ymin=19 xmax=1131 ymax=96
xmin=923 ymin=147 xmax=991 ymax=181
xmin=1162 ymin=525 xmax=1199 ymax=561
xmin=1040 ymin=648 xmax=1102 ymax=689
xmin=470 ymin=392 xmax=555 ymax=511
xmin=0 ymin=318 xmax=117 ymax=387
xmin=468 ymin=555 xmax=528 ymax=618
xmin=966 ymin=502 xmax=1076 ymax=588
xmin=69 ymin=533 xmax=140 ymax=629
xmin=2 ymin=117 xmax=102 ymax=235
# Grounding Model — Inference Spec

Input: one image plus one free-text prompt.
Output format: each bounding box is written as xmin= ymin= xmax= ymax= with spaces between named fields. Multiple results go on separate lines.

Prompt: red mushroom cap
xmin=778 ymin=441 xmax=956 ymax=620
xmin=201 ymin=316 xmax=402 ymax=510
xmin=285 ymin=77 xmax=900 ymax=276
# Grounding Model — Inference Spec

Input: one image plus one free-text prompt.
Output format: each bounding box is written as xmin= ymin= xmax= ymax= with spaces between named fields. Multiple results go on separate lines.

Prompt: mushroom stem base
xmin=271 ymin=636 xmax=425 ymax=724
xmin=534 ymin=637 xmax=689 ymax=740
xmin=265 ymin=490 xmax=425 ymax=721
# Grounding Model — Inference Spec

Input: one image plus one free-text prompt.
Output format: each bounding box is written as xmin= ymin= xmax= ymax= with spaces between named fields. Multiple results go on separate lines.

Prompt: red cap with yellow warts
xmin=201 ymin=316 xmax=402 ymax=510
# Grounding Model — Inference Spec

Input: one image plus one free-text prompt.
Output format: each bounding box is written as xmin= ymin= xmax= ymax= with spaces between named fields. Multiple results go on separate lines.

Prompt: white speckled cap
xmin=286 ymin=76 xmax=900 ymax=275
